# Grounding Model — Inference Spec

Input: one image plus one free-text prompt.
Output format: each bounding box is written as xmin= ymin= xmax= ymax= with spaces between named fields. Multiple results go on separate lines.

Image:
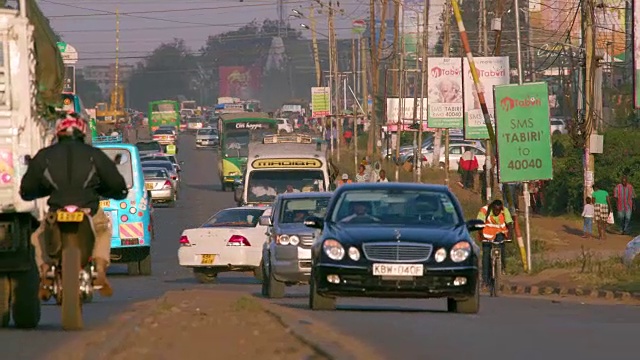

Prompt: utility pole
xmin=436 ymin=1 xmax=450 ymax=187
xmin=493 ymin=0 xmax=504 ymax=56
xmin=309 ymin=4 xmax=322 ymax=86
xmin=392 ymin=0 xmax=400 ymax=96
xmin=113 ymin=6 xmax=121 ymax=114
xmin=526 ymin=11 xmax=536 ymax=81
xmin=328 ymin=1 xmax=341 ymax=162
xmin=411 ymin=11 xmax=421 ymax=181
xmin=361 ymin=36 xmax=369 ymax=133
xmin=368 ymin=0 xmax=389 ymax=156
xmin=416 ymin=0 xmax=428 ymax=182
xmin=582 ymin=0 xmax=597 ymax=199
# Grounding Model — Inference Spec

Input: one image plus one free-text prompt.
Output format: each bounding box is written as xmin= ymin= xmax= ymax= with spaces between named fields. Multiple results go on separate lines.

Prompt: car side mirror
xmin=466 ymin=219 xmax=485 ymax=232
xmin=259 ymin=216 xmax=272 ymax=226
xmin=233 ymin=186 xmax=243 ymax=203
xmin=304 ymin=216 xmax=324 ymax=229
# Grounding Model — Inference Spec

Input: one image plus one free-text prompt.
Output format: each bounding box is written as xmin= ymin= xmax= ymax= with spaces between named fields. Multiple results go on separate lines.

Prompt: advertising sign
xmin=311 ymin=87 xmax=331 ymax=117
xmin=386 ymin=98 xmax=428 ymax=124
xmin=56 ymin=42 xmax=78 ymax=64
xmin=218 ymin=66 xmax=262 ymax=99
xmin=463 ymin=56 xmax=510 ymax=139
xmin=494 ymin=82 xmax=553 ymax=182
xmin=635 ymin=0 xmax=640 ymax=108
xmin=427 ymin=57 xmax=463 ymax=128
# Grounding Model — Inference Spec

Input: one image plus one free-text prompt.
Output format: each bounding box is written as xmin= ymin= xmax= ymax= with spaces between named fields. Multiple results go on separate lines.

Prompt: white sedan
xmin=178 ymin=206 xmax=271 ymax=283
xmin=422 ymin=143 xmax=487 ymax=171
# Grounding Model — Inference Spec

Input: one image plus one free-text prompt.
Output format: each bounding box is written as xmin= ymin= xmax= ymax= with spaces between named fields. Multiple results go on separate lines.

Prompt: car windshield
xmin=136 ymin=142 xmax=161 ymax=152
xmin=279 ymin=197 xmax=331 ymax=223
xmin=247 ymin=170 xmax=326 ymax=203
xmin=198 ymin=128 xmax=216 ymax=135
xmin=143 ymin=169 xmax=168 ymax=178
xmin=224 ymin=131 xmax=250 ymax=157
xmin=202 ymin=208 xmax=266 ymax=227
xmin=154 ymin=129 xmax=173 ymax=135
xmin=330 ymin=189 xmax=461 ymax=226
xmin=143 ymin=161 xmax=174 ymax=173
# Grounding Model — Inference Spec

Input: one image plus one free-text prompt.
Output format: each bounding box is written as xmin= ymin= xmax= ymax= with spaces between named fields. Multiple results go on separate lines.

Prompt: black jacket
xmin=20 ymin=137 xmax=128 ymax=214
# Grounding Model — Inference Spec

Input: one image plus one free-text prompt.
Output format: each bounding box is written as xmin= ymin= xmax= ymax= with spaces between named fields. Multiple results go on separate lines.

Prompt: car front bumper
xmin=270 ymin=244 xmax=312 ymax=283
xmin=313 ymin=264 xmax=478 ymax=299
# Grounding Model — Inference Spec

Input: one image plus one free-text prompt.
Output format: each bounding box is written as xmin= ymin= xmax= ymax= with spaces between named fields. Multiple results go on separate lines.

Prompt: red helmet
xmin=55 ymin=113 xmax=87 ymax=136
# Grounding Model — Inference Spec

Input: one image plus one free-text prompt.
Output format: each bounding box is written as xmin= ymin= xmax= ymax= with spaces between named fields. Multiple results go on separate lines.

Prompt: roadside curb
xmin=259 ymin=300 xmax=382 ymax=360
xmin=499 ymin=282 xmax=640 ymax=302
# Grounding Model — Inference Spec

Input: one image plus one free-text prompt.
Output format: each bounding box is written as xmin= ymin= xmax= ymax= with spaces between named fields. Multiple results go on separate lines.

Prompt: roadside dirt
xmin=48 ymin=290 xmax=325 ymax=360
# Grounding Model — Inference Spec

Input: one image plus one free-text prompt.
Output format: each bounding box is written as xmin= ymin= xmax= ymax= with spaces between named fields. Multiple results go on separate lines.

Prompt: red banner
xmin=218 ymin=66 xmax=261 ymax=99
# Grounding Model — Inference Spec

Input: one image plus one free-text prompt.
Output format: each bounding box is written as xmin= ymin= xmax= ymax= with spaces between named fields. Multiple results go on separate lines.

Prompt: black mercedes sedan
xmin=304 ymin=182 xmax=485 ymax=313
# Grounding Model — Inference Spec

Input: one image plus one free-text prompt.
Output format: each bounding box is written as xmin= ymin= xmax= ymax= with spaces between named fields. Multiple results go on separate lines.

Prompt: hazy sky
xmin=39 ymin=0 xmax=374 ymax=67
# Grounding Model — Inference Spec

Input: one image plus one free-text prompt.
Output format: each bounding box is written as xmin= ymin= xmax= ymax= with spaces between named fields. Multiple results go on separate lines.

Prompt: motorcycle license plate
xmin=99 ymin=200 xmax=110 ymax=208
xmin=145 ymin=183 xmax=155 ymax=190
xmin=56 ymin=211 xmax=84 ymax=222
xmin=201 ymin=254 xmax=216 ymax=264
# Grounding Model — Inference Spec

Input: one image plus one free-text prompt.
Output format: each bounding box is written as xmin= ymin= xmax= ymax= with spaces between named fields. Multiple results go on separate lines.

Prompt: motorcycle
xmin=41 ymin=259 xmax=97 ymax=305
xmin=44 ymin=204 xmax=97 ymax=330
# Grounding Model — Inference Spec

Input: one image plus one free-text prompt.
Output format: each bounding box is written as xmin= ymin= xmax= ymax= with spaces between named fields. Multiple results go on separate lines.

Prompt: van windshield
xmin=100 ymin=148 xmax=134 ymax=189
xmin=247 ymin=170 xmax=325 ymax=203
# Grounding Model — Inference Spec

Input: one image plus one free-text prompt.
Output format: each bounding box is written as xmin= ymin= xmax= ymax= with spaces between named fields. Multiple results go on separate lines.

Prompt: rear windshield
xmin=136 ymin=142 xmax=161 ymax=152
xmin=143 ymin=169 xmax=168 ymax=178
xmin=154 ymin=129 xmax=173 ymax=135
xmin=143 ymin=162 xmax=173 ymax=172
xmin=100 ymin=148 xmax=134 ymax=189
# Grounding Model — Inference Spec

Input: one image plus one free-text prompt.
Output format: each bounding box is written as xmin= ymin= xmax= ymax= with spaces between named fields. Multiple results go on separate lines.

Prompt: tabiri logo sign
xmin=430 ymin=66 xmax=461 ymax=78
xmin=499 ymin=96 xmax=543 ymax=112
xmin=252 ymin=158 xmax=323 ymax=169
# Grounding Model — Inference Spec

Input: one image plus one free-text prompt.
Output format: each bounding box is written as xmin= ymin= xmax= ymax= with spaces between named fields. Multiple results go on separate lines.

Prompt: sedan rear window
xmin=202 ymin=208 xmax=266 ymax=227
xmin=136 ymin=142 xmax=162 ymax=152
xmin=144 ymin=169 xmax=168 ymax=178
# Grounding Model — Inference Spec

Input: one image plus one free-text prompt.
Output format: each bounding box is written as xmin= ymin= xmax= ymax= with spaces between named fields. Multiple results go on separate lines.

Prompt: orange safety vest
xmin=479 ymin=205 xmax=509 ymax=241
xmin=338 ymin=179 xmax=353 ymax=186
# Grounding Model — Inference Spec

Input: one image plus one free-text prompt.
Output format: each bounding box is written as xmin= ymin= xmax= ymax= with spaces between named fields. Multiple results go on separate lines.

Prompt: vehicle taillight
xmin=163 ymin=180 xmax=172 ymax=188
xmin=179 ymin=235 xmax=191 ymax=246
xmin=227 ymin=235 xmax=250 ymax=247
xmin=171 ymin=176 xmax=177 ymax=180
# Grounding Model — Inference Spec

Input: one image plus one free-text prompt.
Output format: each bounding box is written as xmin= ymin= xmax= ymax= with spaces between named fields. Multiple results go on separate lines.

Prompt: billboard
xmin=311 ymin=87 xmax=331 ymax=117
xmin=427 ymin=57 xmax=463 ymax=128
xmin=462 ymin=56 xmax=510 ymax=139
xmin=386 ymin=98 xmax=428 ymax=124
xmin=218 ymin=66 xmax=261 ymax=99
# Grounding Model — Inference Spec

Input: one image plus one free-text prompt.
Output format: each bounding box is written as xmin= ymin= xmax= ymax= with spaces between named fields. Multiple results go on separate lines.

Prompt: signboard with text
xmin=311 ymin=87 xmax=331 ymax=117
xmin=494 ymin=82 xmax=553 ymax=182
xmin=63 ymin=66 xmax=75 ymax=93
xmin=427 ymin=57 xmax=463 ymax=128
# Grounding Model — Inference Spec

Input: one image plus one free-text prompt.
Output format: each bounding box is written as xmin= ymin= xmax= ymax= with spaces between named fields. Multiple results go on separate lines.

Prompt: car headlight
xmin=434 ymin=248 xmax=447 ymax=263
xmin=348 ymin=247 xmax=360 ymax=261
xmin=323 ymin=239 xmax=344 ymax=261
xmin=450 ymin=241 xmax=471 ymax=262
xmin=289 ymin=235 xmax=300 ymax=246
xmin=277 ymin=234 xmax=290 ymax=245
xmin=229 ymin=172 xmax=238 ymax=176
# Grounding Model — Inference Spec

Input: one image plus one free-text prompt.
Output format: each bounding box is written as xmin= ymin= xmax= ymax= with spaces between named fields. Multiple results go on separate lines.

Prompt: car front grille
xmin=362 ymin=242 xmax=433 ymax=263
xmin=299 ymin=234 xmax=315 ymax=246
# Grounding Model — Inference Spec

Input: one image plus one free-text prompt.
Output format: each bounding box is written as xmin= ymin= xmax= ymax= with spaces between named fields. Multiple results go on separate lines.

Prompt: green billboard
xmin=494 ymin=82 xmax=553 ymax=183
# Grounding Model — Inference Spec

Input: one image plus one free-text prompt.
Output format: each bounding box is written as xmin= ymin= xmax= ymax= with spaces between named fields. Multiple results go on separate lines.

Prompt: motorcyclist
xmin=19 ymin=113 xmax=128 ymax=299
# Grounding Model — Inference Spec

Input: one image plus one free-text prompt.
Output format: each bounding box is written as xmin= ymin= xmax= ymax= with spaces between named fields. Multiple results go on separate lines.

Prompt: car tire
xmin=0 ymin=275 xmax=11 ymax=327
xmin=127 ymin=261 xmax=140 ymax=276
xmin=309 ymin=275 xmax=336 ymax=310
xmin=138 ymin=252 xmax=152 ymax=276
xmin=449 ymin=281 xmax=480 ymax=314
xmin=167 ymin=200 xmax=176 ymax=208
xmin=10 ymin=265 xmax=41 ymax=329
xmin=260 ymin=262 xmax=269 ymax=296
xmin=193 ymin=268 xmax=218 ymax=284
xmin=265 ymin=265 xmax=285 ymax=299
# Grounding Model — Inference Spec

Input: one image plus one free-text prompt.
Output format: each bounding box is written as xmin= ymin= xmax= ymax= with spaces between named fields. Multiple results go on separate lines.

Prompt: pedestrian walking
xmin=582 ymin=196 xmax=594 ymax=238
xmin=614 ymin=175 xmax=635 ymax=235
xmin=592 ymin=183 xmax=612 ymax=240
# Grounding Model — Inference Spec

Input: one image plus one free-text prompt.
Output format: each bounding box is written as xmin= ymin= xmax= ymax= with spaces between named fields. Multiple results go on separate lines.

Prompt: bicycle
xmin=488 ymin=238 xmax=506 ymax=297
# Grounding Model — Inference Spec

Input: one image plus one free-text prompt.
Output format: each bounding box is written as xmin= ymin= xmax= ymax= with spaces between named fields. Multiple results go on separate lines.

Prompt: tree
xmin=75 ymin=73 xmax=103 ymax=108
xmin=127 ymin=39 xmax=198 ymax=110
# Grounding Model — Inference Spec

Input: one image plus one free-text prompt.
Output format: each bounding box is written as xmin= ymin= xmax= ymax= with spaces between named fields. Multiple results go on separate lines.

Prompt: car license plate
xmin=372 ymin=263 xmax=424 ymax=277
xmin=121 ymin=238 xmax=140 ymax=246
xmin=145 ymin=183 xmax=155 ymax=190
xmin=56 ymin=211 xmax=84 ymax=222
xmin=201 ymin=254 xmax=216 ymax=265
xmin=99 ymin=200 xmax=110 ymax=208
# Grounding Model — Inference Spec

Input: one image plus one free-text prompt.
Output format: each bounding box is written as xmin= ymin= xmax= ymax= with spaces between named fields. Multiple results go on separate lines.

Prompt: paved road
xmin=3 ymin=134 xmax=639 ymax=360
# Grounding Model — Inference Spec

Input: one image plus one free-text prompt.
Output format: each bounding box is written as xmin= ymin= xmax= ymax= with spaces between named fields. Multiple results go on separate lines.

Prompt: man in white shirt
xmin=377 ymin=169 xmax=389 ymax=182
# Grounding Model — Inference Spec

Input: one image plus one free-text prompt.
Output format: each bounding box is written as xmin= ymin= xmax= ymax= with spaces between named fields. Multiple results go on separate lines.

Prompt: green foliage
xmin=543 ymin=130 xmax=640 ymax=215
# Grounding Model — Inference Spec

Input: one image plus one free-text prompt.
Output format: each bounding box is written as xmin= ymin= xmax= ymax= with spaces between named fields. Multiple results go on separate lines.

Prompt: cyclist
xmin=476 ymin=199 xmax=514 ymax=286
xmin=20 ymin=113 xmax=128 ymax=299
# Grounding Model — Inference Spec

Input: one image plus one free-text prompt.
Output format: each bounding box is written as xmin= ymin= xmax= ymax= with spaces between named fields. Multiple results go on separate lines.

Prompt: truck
xmin=0 ymin=0 xmax=66 ymax=328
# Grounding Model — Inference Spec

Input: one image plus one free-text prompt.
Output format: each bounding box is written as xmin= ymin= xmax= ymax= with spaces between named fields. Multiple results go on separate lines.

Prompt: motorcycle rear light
xmin=163 ymin=180 xmax=172 ymax=188
xmin=179 ymin=235 xmax=191 ymax=246
xmin=227 ymin=235 xmax=250 ymax=246
xmin=63 ymin=205 xmax=78 ymax=212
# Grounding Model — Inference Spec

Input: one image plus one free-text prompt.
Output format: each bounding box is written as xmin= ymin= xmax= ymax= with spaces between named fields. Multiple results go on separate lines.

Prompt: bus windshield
xmin=247 ymin=170 xmax=325 ymax=203
xmin=152 ymin=103 xmax=175 ymax=112
xmin=224 ymin=131 xmax=249 ymax=157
